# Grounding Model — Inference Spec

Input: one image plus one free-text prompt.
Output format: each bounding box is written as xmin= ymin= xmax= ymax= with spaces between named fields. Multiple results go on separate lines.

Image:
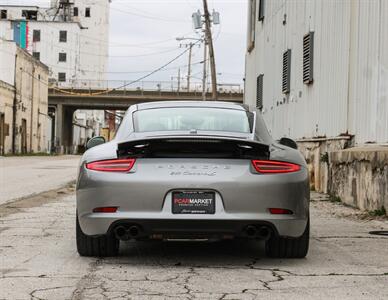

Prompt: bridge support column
xmin=54 ymin=104 xmax=75 ymax=154
xmin=63 ymin=107 xmax=75 ymax=154
xmin=55 ymin=104 xmax=63 ymax=154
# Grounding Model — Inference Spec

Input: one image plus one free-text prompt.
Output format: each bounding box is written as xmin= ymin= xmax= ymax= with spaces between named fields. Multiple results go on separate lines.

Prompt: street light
xmin=176 ymin=37 xmax=202 ymax=42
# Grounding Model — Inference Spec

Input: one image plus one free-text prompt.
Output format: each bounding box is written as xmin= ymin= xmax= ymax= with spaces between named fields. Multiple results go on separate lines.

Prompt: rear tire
xmin=265 ymin=219 xmax=309 ymax=258
xmin=76 ymin=214 xmax=119 ymax=257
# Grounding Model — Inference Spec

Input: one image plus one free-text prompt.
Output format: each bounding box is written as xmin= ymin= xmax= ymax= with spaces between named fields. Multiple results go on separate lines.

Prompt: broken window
xmin=0 ymin=10 xmax=7 ymax=19
xmin=22 ymin=10 xmax=37 ymax=20
xmin=73 ymin=7 xmax=78 ymax=17
xmin=59 ymin=30 xmax=67 ymax=42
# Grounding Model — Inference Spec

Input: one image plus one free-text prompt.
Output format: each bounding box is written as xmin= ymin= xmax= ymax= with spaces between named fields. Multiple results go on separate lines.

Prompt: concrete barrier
xmin=328 ymin=147 xmax=388 ymax=215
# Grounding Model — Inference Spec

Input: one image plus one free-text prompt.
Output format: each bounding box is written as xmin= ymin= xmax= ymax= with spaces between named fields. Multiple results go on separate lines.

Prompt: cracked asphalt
xmin=1 ymin=188 xmax=387 ymax=300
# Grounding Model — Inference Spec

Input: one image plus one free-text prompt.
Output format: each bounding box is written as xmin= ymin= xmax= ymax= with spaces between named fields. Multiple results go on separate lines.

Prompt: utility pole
xmin=187 ymin=43 xmax=193 ymax=91
xmin=177 ymin=68 xmax=181 ymax=93
xmin=202 ymin=42 xmax=207 ymax=100
xmin=202 ymin=0 xmax=218 ymax=100
xmin=176 ymin=37 xmax=202 ymax=93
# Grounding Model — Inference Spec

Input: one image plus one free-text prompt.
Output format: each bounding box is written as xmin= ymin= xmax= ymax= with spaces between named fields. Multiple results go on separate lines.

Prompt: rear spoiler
xmin=117 ymin=136 xmax=269 ymax=160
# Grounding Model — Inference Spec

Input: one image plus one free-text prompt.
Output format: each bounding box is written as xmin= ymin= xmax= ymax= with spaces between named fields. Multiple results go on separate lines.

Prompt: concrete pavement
xmin=0 ymin=155 xmax=80 ymax=205
xmin=0 ymin=188 xmax=387 ymax=299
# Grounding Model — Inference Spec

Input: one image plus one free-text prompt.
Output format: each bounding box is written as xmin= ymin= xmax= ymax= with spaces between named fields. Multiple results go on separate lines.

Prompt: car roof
xmin=136 ymin=101 xmax=249 ymax=111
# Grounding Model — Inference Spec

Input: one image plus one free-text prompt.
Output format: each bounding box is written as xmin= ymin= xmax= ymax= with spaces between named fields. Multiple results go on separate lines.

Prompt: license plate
xmin=172 ymin=191 xmax=215 ymax=214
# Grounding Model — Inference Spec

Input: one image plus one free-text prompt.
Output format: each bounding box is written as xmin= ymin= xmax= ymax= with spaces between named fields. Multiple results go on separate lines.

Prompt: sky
xmin=3 ymin=0 xmax=248 ymax=86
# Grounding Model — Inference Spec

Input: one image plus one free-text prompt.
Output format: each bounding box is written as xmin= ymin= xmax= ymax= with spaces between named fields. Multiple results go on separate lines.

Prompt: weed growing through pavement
xmin=369 ymin=206 xmax=386 ymax=217
xmin=329 ymin=195 xmax=342 ymax=203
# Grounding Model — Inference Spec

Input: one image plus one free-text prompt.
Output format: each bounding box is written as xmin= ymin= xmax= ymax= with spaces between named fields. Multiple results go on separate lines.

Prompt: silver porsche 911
xmin=76 ymin=101 xmax=309 ymax=258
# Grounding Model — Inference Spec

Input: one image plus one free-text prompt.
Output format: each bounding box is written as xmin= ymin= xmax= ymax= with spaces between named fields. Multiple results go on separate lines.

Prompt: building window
xmin=303 ymin=31 xmax=314 ymax=84
xmin=58 ymin=72 xmax=66 ymax=82
xmin=282 ymin=49 xmax=291 ymax=94
xmin=32 ymin=52 xmax=40 ymax=60
xmin=73 ymin=7 xmax=78 ymax=17
xmin=59 ymin=30 xmax=67 ymax=42
xmin=22 ymin=10 xmax=37 ymax=20
xmin=256 ymin=74 xmax=264 ymax=110
xmin=0 ymin=10 xmax=7 ymax=19
xmin=85 ymin=7 xmax=91 ymax=17
xmin=258 ymin=0 xmax=265 ymax=21
xmin=58 ymin=53 xmax=67 ymax=62
xmin=33 ymin=29 xmax=40 ymax=42
xmin=247 ymin=0 xmax=256 ymax=52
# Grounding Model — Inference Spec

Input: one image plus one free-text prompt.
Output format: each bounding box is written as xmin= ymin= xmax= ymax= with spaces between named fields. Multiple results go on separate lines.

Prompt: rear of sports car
xmin=76 ymin=102 xmax=310 ymax=258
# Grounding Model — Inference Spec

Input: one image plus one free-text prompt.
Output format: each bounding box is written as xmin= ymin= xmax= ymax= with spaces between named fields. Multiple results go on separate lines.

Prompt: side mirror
xmin=86 ymin=136 xmax=106 ymax=150
xmin=279 ymin=137 xmax=298 ymax=149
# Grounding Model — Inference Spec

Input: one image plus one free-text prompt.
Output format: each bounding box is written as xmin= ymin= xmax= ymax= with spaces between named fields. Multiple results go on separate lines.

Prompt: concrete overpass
xmin=48 ymin=82 xmax=244 ymax=153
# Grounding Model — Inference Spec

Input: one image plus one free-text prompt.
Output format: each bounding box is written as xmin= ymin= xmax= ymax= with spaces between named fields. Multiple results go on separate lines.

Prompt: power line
xmin=46 ymin=60 xmax=205 ymax=74
xmin=27 ymin=37 xmax=181 ymax=58
xmin=184 ymin=0 xmax=201 ymax=10
xmin=101 ymin=3 xmax=189 ymax=24
xmin=52 ymin=41 xmax=201 ymax=96
xmin=2 ymin=40 xmax=206 ymax=78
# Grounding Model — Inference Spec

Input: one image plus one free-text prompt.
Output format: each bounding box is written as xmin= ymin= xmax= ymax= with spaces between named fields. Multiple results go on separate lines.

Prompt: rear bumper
xmin=78 ymin=212 xmax=308 ymax=238
xmin=77 ymin=158 xmax=310 ymax=238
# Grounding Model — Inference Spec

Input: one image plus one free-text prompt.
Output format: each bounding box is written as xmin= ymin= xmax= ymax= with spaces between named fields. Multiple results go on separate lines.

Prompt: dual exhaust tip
xmin=244 ymin=225 xmax=272 ymax=240
xmin=114 ymin=225 xmax=141 ymax=241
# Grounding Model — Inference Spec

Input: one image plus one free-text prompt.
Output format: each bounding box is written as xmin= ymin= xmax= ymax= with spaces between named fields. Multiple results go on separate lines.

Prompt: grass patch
xmin=369 ymin=206 xmax=386 ymax=217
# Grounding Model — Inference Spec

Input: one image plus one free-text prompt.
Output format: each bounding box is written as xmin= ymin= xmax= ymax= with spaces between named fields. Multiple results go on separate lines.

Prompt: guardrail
xmin=50 ymin=80 xmax=243 ymax=94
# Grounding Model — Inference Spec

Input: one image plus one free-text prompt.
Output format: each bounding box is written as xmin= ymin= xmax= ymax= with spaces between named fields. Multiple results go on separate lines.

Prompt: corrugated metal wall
xmin=347 ymin=0 xmax=388 ymax=144
xmin=244 ymin=0 xmax=388 ymax=145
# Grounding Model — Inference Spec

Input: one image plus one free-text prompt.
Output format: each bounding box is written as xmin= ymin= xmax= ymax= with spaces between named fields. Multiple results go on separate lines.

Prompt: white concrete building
xmin=0 ymin=1 xmax=110 ymax=152
xmin=244 ymin=0 xmax=388 ymax=214
xmin=0 ymin=1 xmax=110 ymax=85
xmin=244 ymin=0 xmax=388 ymax=146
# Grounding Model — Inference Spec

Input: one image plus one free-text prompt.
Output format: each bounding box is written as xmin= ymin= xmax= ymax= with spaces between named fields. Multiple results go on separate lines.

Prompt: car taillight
xmin=86 ymin=158 xmax=136 ymax=172
xmin=251 ymin=160 xmax=301 ymax=174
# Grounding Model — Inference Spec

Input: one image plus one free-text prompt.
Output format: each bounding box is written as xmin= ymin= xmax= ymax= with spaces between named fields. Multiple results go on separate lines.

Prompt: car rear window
xmin=133 ymin=107 xmax=252 ymax=133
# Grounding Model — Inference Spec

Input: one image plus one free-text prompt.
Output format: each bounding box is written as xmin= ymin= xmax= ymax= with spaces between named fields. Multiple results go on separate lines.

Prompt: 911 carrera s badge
xmin=169 ymin=171 xmax=217 ymax=176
